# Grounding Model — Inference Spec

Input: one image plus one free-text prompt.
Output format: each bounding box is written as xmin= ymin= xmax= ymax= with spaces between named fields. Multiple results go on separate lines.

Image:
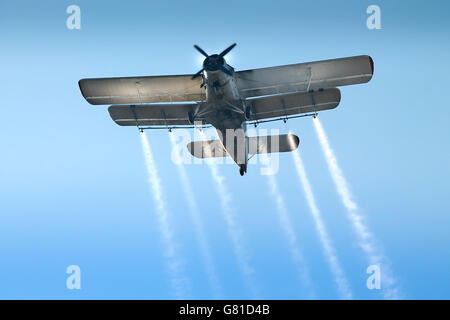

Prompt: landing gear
xmin=188 ymin=111 xmax=195 ymax=124
xmin=245 ymin=106 xmax=252 ymax=120
xmin=239 ymin=164 xmax=246 ymax=176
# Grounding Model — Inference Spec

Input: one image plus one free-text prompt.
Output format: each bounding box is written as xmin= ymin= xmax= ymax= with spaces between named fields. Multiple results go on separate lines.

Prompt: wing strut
xmin=306 ymin=67 xmax=313 ymax=92
xmin=129 ymin=105 xmax=143 ymax=132
xmin=160 ymin=109 xmax=172 ymax=132
xmin=281 ymin=98 xmax=288 ymax=123
xmin=309 ymin=90 xmax=318 ymax=118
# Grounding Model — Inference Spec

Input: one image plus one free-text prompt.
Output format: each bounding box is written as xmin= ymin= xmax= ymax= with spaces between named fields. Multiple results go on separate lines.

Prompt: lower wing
xmin=247 ymin=88 xmax=340 ymax=121
xmin=108 ymin=103 xmax=202 ymax=126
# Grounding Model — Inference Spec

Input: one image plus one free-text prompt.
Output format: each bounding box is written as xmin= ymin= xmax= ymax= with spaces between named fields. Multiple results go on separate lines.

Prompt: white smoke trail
xmin=199 ymin=131 xmax=260 ymax=298
xmin=289 ymin=140 xmax=352 ymax=299
xmin=140 ymin=132 xmax=190 ymax=299
xmin=266 ymin=173 xmax=316 ymax=299
xmin=313 ymin=118 xmax=401 ymax=299
xmin=169 ymin=133 xmax=223 ymax=299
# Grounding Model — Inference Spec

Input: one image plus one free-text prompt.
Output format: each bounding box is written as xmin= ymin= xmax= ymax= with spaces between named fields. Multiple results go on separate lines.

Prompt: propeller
xmin=194 ymin=45 xmax=209 ymax=58
xmin=192 ymin=43 xmax=236 ymax=79
xmin=219 ymin=43 xmax=236 ymax=57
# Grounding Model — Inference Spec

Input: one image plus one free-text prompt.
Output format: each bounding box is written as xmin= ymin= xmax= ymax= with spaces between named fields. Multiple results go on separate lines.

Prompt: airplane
xmin=79 ymin=44 xmax=373 ymax=176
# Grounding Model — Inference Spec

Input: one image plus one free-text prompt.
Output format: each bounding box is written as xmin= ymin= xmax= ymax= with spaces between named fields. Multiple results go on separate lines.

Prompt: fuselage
xmin=202 ymin=67 xmax=248 ymax=172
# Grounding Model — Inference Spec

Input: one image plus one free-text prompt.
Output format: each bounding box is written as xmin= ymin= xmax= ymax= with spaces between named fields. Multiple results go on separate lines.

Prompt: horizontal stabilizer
xmin=187 ymin=133 xmax=299 ymax=159
xmin=248 ymin=133 xmax=299 ymax=155
xmin=187 ymin=140 xmax=227 ymax=158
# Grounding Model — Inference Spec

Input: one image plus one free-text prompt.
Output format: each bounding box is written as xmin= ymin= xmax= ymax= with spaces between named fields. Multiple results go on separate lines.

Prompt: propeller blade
xmin=219 ymin=43 xmax=236 ymax=57
xmin=193 ymin=45 xmax=209 ymax=58
xmin=219 ymin=65 xmax=233 ymax=76
xmin=191 ymin=68 xmax=204 ymax=80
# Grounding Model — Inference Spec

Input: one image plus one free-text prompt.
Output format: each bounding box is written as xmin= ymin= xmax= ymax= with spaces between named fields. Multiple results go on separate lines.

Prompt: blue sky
xmin=0 ymin=0 xmax=449 ymax=299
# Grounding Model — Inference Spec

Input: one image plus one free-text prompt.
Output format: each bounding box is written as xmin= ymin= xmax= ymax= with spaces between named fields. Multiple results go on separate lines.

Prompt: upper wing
xmin=108 ymin=103 xmax=202 ymax=126
xmin=235 ymin=55 xmax=373 ymax=98
xmin=79 ymin=75 xmax=205 ymax=105
xmin=248 ymin=88 xmax=340 ymax=121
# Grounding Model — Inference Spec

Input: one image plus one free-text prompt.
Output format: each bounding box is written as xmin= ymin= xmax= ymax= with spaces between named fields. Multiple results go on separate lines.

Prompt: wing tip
xmin=108 ymin=105 xmax=132 ymax=126
xmin=327 ymin=87 xmax=341 ymax=108
xmin=368 ymin=56 xmax=374 ymax=75
xmin=78 ymin=79 xmax=85 ymax=96
xmin=369 ymin=56 xmax=374 ymax=74
xmin=287 ymin=133 xmax=300 ymax=150
xmin=78 ymin=79 xmax=97 ymax=105
xmin=336 ymin=87 xmax=341 ymax=104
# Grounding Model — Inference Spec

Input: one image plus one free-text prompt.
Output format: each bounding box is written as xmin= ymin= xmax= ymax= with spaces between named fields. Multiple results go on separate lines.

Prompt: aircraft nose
xmin=204 ymin=55 xmax=225 ymax=71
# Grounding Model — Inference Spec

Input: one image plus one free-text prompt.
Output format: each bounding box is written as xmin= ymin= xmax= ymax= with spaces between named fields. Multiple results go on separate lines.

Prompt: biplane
xmin=79 ymin=44 xmax=373 ymax=175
